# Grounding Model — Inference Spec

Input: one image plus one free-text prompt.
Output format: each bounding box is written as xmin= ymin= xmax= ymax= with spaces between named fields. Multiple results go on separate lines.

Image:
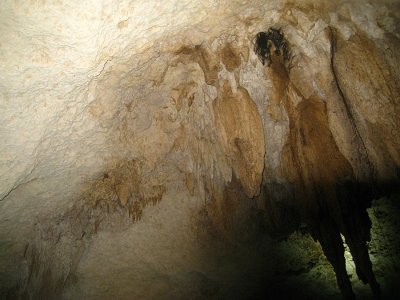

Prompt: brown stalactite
xmin=328 ymin=26 xmax=377 ymax=185
xmin=263 ymin=29 xmax=381 ymax=299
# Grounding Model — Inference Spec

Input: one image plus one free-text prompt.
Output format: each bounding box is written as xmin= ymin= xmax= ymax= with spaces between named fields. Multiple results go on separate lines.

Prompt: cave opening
xmin=1 ymin=1 xmax=399 ymax=300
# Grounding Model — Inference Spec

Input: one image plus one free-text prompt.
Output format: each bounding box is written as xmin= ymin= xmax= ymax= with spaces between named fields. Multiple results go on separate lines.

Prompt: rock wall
xmin=0 ymin=0 xmax=399 ymax=299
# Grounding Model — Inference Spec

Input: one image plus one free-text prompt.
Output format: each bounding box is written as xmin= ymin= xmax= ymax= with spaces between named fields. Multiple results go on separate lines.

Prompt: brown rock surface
xmin=0 ymin=1 xmax=399 ymax=299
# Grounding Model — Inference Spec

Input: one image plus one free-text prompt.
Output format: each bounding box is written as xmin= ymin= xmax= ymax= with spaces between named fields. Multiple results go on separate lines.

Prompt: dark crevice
xmin=254 ymin=28 xmax=290 ymax=66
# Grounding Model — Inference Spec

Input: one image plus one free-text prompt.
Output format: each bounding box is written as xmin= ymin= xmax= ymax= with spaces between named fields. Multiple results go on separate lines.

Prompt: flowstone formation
xmin=0 ymin=1 xmax=399 ymax=299
xmin=255 ymin=26 xmax=381 ymax=299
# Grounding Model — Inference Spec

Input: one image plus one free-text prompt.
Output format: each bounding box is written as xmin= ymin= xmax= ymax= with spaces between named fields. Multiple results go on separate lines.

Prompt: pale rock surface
xmin=0 ymin=0 xmax=399 ymax=299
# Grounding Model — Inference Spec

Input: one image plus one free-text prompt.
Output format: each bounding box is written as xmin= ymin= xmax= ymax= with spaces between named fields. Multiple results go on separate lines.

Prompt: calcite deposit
xmin=0 ymin=0 xmax=399 ymax=299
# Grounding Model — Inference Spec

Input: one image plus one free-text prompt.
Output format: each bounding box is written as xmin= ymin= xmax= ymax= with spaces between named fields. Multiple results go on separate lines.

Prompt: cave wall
xmin=0 ymin=0 xmax=399 ymax=299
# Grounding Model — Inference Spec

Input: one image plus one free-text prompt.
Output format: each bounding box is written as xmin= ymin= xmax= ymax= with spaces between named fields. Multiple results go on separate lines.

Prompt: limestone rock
xmin=0 ymin=0 xmax=399 ymax=299
xmin=213 ymin=81 xmax=265 ymax=197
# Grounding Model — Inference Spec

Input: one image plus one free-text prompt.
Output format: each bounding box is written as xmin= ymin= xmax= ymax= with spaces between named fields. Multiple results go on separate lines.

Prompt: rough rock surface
xmin=0 ymin=0 xmax=399 ymax=299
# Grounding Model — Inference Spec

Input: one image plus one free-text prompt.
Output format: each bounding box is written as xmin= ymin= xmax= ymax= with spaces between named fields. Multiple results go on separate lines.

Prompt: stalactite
xmin=258 ymin=27 xmax=382 ymax=299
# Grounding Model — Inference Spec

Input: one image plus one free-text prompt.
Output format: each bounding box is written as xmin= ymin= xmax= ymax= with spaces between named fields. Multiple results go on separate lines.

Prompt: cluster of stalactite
xmin=255 ymin=26 xmax=399 ymax=299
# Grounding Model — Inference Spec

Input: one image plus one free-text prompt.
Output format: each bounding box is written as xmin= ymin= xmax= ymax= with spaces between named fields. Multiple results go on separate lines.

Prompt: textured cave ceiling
xmin=0 ymin=0 xmax=399 ymax=299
